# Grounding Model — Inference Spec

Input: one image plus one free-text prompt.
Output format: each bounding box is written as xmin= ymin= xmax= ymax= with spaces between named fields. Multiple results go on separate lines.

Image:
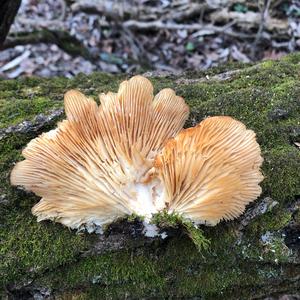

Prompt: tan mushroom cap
xmin=154 ymin=116 xmax=264 ymax=226
xmin=10 ymin=75 xmax=263 ymax=229
xmin=10 ymin=75 xmax=189 ymax=229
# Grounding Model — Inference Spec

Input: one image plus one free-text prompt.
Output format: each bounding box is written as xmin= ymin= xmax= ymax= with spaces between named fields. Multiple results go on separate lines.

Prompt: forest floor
xmin=0 ymin=0 xmax=300 ymax=78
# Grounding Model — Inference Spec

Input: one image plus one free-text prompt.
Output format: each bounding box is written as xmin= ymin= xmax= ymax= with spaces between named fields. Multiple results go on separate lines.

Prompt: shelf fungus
xmin=11 ymin=75 xmax=263 ymax=232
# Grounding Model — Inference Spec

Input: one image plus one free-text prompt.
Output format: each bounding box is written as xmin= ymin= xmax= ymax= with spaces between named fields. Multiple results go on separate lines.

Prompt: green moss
xmin=249 ymin=210 xmax=292 ymax=233
xmin=260 ymin=59 xmax=275 ymax=68
xmin=0 ymin=134 xmax=89 ymax=287
xmin=152 ymin=210 xmax=181 ymax=227
xmin=152 ymin=210 xmax=210 ymax=251
xmin=38 ymin=250 xmax=165 ymax=299
xmin=0 ymin=97 xmax=60 ymax=128
xmin=0 ymin=73 xmax=124 ymax=129
xmin=262 ymin=146 xmax=300 ymax=202
xmin=0 ymin=209 xmax=88 ymax=286
xmin=281 ymin=51 xmax=300 ymax=63
xmin=239 ymin=233 xmax=291 ymax=264
xmin=13 ymin=224 xmax=293 ymax=299
xmin=293 ymin=208 xmax=300 ymax=224
xmin=34 ymin=230 xmax=250 ymax=299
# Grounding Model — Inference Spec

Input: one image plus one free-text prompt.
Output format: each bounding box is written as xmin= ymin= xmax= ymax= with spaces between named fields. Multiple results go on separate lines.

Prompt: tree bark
xmin=0 ymin=0 xmax=22 ymax=48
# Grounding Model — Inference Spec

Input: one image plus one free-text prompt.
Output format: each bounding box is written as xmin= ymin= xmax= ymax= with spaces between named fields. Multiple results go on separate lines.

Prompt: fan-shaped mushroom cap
xmin=154 ymin=116 xmax=264 ymax=226
xmin=10 ymin=75 xmax=263 ymax=230
xmin=10 ymin=76 xmax=189 ymax=229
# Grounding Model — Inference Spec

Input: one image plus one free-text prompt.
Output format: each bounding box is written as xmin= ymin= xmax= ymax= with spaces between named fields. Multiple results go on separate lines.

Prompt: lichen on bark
xmin=0 ymin=53 xmax=299 ymax=299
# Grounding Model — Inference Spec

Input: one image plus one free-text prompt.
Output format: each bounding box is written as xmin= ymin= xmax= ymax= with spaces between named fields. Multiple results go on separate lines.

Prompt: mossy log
xmin=0 ymin=54 xmax=300 ymax=299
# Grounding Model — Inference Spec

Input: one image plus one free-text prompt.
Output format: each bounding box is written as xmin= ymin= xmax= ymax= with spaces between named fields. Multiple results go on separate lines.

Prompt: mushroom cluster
xmin=11 ymin=75 xmax=263 ymax=231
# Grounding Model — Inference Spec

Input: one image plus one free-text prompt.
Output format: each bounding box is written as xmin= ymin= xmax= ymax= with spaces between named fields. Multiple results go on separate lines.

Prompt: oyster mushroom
xmin=10 ymin=75 xmax=263 ymax=231
xmin=154 ymin=116 xmax=264 ymax=226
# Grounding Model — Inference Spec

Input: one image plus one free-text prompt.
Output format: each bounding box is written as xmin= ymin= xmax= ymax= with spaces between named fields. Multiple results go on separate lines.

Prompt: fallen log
xmin=0 ymin=54 xmax=299 ymax=299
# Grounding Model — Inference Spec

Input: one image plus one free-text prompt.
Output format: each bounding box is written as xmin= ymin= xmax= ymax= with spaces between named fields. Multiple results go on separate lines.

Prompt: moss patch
xmin=152 ymin=210 xmax=210 ymax=251
xmin=0 ymin=209 xmax=88 ymax=287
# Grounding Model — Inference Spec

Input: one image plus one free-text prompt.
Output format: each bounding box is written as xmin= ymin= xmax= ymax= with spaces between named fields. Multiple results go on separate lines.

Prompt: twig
xmin=123 ymin=20 xmax=255 ymax=39
xmin=166 ymin=3 xmax=206 ymax=22
xmin=16 ymin=16 xmax=66 ymax=30
xmin=122 ymin=27 xmax=144 ymax=60
xmin=251 ymin=0 xmax=272 ymax=58
xmin=271 ymin=41 xmax=290 ymax=48
xmin=58 ymin=0 xmax=67 ymax=21
xmin=124 ymin=20 xmax=217 ymax=31
xmin=0 ymin=50 xmax=30 ymax=72
xmin=209 ymin=8 xmax=288 ymax=32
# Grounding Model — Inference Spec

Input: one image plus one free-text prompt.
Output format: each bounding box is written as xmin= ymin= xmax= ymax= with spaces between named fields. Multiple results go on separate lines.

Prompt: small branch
xmin=15 ymin=16 xmax=66 ymax=30
xmin=57 ymin=0 xmax=67 ymax=21
xmin=251 ymin=0 xmax=272 ymax=58
xmin=123 ymin=20 xmax=255 ymax=39
xmin=124 ymin=20 xmax=218 ymax=31
xmin=210 ymin=7 xmax=288 ymax=32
